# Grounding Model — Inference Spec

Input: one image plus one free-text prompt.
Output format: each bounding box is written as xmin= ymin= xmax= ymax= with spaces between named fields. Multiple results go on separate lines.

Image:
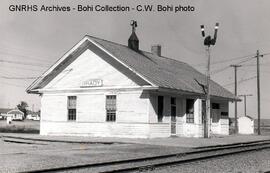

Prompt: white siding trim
xmin=37 ymin=86 xmax=158 ymax=93
xmin=86 ymin=36 xmax=157 ymax=87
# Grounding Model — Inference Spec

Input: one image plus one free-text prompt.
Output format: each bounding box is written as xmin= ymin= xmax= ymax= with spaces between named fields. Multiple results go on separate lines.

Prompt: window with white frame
xmin=67 ymin=96 xmax=77 ymax=121
xmin=106 ymin=95 xmax=116 ymax=122
xmin=186 ymin=99 xmax=195 ymax=123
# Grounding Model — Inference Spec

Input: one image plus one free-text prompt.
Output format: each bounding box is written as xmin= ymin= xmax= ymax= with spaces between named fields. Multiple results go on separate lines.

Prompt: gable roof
xmin=8 ymin=109 xmax=24 ymax=115
xmin=27 ymin=35 xmax=236 ymax=100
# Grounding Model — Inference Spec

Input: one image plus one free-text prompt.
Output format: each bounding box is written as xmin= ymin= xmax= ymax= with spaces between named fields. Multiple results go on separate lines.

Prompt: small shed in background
xmin=238 ymin=116 xmax=254 ymax=134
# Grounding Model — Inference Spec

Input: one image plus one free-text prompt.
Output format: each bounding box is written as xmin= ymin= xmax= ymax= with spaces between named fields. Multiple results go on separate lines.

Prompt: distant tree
xmin=17 ymin=101 xmax=28 ymax=119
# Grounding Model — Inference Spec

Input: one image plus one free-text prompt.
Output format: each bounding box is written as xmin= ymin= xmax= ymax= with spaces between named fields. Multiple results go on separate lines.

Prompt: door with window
xmin=211 ymin=103 xmax=220 ymax=123
xmin=171 ymin=97 xmax=176 ymax=135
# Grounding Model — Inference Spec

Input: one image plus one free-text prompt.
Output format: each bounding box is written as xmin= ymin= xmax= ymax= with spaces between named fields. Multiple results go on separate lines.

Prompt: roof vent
xmin=151 ymin=45 xmax=161 ymax=56
xmin=128 ymin=20 xmax=139 ymax=51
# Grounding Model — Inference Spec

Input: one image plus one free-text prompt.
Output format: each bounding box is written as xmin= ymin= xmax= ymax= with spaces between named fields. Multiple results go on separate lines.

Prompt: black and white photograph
xmin=1 ymin=0 xmax=270 ymax=172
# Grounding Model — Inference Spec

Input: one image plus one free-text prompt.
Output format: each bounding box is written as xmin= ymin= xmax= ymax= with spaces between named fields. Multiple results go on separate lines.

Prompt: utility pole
xmin=200 ymin=23 xmax=219 ymax=138
xmin=238 ymin=94 xmax=252 ymax=117
xmin=205 ymin=46 xmax=211 ymax=138
xmin=256 ymin=50 xmax=262 ymax=135
xmin=230 ymin=64 xmax=241 ymax=134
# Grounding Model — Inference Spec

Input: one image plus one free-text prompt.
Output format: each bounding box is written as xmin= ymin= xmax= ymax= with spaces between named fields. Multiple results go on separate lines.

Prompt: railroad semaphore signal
xmin=200 ymin=23 xmax=219 ymax=138
xmin=201 ymin=23 xmax=219 ymax=46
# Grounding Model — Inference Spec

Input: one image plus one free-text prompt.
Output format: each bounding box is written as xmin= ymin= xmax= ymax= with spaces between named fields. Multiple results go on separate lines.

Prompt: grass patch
xmin=0 ymin=120 xmax=40 ymax=134
xmin=0 ymin=125 xmax=39 ymax=134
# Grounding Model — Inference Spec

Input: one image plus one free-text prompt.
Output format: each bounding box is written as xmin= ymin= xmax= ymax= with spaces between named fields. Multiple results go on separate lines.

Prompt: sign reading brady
xmin=81 ymin=79 xmax=103 ymax=87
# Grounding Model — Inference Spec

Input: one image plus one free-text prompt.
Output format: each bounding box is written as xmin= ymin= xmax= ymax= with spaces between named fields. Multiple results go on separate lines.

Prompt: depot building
xmin=27 ymin=23 xmax=236 ymax=138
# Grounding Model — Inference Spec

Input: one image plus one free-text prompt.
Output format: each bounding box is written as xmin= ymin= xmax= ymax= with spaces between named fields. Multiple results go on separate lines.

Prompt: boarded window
xmin=158 ymin=96 xmax=164 ymax=122
xmin=67 ymin=96 xmax=76 ymax=121
xmin=106 ymin=95 xmax=116 ymax=122
xmin=186 ymin=99 xmax=195 ymax=123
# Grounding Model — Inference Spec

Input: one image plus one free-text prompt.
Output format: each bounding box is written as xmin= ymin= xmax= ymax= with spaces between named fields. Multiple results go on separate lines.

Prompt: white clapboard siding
xmin=117 ymin=92 xmax=149 ymax=123
xmin=180 ymin=123 xmax=204 ymax=137
xmin=40 ymin=121 xmax=173 ymax=138
xmin=219 ymin=119 xmax=229 ymax=135
xmin=40 ymin=90 xmax=152 ymax=137
xmin=77 ymin=94 xmax=105 ymax=122
xmin=149 ymin=123 xmax=171 ymax=138
xmin=41 ymin=121 xmax=148 ymax=138
xmin=45 ymin=49 xmax=138 ymax=89
xmin=41 ymin=95 xmax=67 ymax=121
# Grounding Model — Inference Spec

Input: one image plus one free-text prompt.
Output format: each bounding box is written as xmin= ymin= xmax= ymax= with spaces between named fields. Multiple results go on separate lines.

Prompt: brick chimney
xmin=128 ymin=20 xmax=139 ymax=51
xmin=151 ymin=44 xmax=161 ymax=56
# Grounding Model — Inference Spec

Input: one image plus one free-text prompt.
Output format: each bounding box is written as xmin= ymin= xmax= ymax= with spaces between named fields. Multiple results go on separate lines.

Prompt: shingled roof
xmin=27 ymin=35 xmax=236 ymax=100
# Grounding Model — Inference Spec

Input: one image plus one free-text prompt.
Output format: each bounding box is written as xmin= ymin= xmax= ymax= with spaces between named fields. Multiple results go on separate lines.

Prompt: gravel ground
xmin=149 ymin=149 xmax=270 ymax=173
xmin=0 ymin=139 xmax=189 ymax=173
xmin=1 ymin=133 xmax=270 ymax=173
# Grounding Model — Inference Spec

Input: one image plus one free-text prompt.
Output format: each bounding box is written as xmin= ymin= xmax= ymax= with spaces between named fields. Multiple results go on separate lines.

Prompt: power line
xmin=0 ymin=75 xmax=38 ymax=80
xmin=0 ymin=51 xmax=53 ymax=64
xmin=222 ymin=76 xmax=257 ymax=87
xmin=241 ymin=63 xmax=270 ymax=67
xmin=193 ymin=53 xmax=255 ymax=67
xmin=211 ymin=66 xmax=231 ymax=75
xmin=201 ymin=52 xmax=270 ymax=76
xmin=0 ymin=81 xmax=28 ymax=88
xmin=0 ymin=44 xmax=56 ymax=61
xmin=0 ymin=65 xmax=45 ymax=72
xmin=235 ymin=57 xmax=254 ymax=65
xmin=0 ymin=59 xmax=49 ymax=67
xmin=210 ymin=56 xmax=254 ymax=75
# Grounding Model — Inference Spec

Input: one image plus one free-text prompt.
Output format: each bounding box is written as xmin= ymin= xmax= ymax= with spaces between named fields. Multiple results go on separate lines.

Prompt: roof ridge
xmin=86 ymin=35 xmax=190 ymax=66
xmin=142 ymin=50 xmax=188 ymax=65
xmin=86 ymin=35 xmax=130 ymax=49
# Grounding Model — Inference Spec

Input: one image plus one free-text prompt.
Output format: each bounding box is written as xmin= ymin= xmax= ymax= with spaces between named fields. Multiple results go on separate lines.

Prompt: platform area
xmin=1 ymin=133 xmax=270 ymax=147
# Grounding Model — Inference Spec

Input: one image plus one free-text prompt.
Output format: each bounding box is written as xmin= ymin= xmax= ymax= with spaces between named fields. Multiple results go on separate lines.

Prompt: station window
xmin=158 ymin=96 xmax=164 ymax=122
xmin=186 ymin=99 xmax=195 ymax=123
xmin=106 ymin=95 xmax=116 ymax=122
xmin=67 ymin=96 xmax=76 ymax=121
xmin=212 ymin=103 xmax=220 ymax=109
xmin=221 ymin=112 xmax=228 ymax=116
xmin=221 ymin=112 xmax=228 ymax=118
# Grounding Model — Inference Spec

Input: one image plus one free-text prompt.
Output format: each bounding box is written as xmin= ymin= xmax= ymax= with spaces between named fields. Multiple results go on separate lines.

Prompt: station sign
xmin=81 ymin=79 xmax=103 ymax=87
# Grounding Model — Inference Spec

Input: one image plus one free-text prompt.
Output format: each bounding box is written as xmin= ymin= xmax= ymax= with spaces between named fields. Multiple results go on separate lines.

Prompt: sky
xmin=0 ymin=0 xmax=270 ymax=119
